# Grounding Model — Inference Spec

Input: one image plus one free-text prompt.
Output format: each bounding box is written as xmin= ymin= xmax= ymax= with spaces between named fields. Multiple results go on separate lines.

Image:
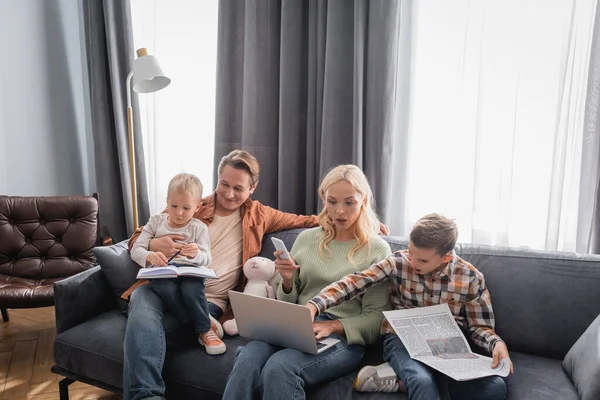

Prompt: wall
xmin=0 ymin=0 xmax=95 ymax=196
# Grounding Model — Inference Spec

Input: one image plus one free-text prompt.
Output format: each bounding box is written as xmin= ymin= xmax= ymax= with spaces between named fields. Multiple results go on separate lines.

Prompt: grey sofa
xmin=52 ymin=229 xmax=600 ymax=400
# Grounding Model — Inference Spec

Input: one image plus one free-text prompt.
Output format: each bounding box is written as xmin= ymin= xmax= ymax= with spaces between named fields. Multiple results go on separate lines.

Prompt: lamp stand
xmin=125 ymin=47 xmax=168 ymax=232
xmin=126 ymin=71 xmax=139 ymax=231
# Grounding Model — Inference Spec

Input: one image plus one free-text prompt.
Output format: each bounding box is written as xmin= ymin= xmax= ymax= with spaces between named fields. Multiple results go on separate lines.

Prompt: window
xmin=131 ymin=0 xmax=218 ymax=213
xmin=395 ymin=0 xmax=597 ymax=251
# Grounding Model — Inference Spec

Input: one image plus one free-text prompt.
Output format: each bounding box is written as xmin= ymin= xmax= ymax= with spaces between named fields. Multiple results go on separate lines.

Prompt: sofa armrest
xmin=53 ymin=266 xmax=115 ymax=334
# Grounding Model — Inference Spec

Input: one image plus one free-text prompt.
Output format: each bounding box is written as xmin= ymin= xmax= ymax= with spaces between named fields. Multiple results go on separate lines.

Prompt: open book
xmin=136 ymin=265 xmax=218 ymax=280
xmin=383 ymin=304 xmax=510 ymax=381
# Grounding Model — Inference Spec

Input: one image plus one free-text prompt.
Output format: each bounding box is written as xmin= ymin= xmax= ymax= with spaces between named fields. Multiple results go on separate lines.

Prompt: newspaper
xmin=382 ymin=304 xmax=510 ymax=381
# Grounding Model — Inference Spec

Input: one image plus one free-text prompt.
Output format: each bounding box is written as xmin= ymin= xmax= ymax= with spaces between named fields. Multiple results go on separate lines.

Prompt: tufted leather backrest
xmin=0 ymin=195 xmax=99 ymax=279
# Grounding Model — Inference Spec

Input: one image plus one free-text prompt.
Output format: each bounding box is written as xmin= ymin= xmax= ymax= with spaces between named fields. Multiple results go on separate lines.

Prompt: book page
xmin=176 ymin=266 xmax=218 ymax=279
xmin=383 ymin=304 xmax=510 ymax=381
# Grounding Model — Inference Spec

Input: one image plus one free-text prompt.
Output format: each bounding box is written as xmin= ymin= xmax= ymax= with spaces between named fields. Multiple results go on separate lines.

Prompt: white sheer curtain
xmin=130 ymin=0 xmax=218 ymax=214
xmin=391 ymin=0 xmax=598 ymax=252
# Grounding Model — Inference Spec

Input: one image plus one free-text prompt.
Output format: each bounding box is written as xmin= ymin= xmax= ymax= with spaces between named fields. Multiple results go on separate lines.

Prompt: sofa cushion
xmin=455 ymin=244 xmax=600 ymax=360
xmin=258 ymin=229 xmax=307 ymax=259
xmin=54 ymin=310 xmax=127 ymax=390
xmin=55 ymin=312 xmax=578 ymax=400
xmin=563 ymin=313 xmax=600 ymax=400
xmin=308 ymin=351 xmax=578 ymax=400
xmin=53 ymin=309 xmax=252 ymax=396
xmin=163 ymin=335 xmax=251 ymax=395
xmin=505 ymin=352 xmax=578 ymax=400
xmin=93 ymin=241 xmax=139 ymax=312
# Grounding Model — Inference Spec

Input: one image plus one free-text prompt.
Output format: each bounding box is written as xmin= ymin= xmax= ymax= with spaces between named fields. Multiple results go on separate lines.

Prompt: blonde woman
xmin=222 ymin=165 xmax=392 ymax=400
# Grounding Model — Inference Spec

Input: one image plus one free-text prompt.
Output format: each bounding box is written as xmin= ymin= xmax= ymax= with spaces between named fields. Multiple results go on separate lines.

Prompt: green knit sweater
xmin=277 ymin=227 xmax=392 ymax=345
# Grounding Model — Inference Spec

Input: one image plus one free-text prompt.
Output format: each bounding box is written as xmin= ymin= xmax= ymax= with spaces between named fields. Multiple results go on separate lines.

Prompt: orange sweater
xmin=121 ymin=193 xmax=318 ymax=320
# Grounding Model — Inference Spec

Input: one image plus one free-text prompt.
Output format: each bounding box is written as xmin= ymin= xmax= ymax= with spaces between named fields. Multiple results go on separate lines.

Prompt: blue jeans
xmin=149 ymin=277 xmax=211 ymax=333
xmin=382 ymin=333 xmax=507 ymax=400
xmin=222 ymin=314 xmax=364 ymax=400
xmin=123 ymin=284 xmax=222 ymax=400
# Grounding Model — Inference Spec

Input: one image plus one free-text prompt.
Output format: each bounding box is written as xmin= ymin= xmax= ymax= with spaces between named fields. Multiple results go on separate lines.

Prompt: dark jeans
xmin=123 ymin=284 xmax=222 ymax=400
xmin=382 ymin=333 xmax=507 ymax=400
xmin=222 ymin=314 xmax=364 ymax=400
xmin=149 ymin=277 xmax=212 ymax=333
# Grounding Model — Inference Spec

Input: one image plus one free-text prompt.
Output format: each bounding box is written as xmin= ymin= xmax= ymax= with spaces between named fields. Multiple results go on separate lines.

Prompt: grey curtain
xmin=82 ymin=0 xmax=149 ymax=241
xmin=586 ymin=3 xmax=600 ymax=253
xmin=215 ymin=0 xmax=404 ymax=223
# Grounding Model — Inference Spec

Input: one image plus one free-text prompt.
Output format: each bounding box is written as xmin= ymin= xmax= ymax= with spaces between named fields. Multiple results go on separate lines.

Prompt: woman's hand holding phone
xmin=271 ymin=238 xmax=298 ymax=293
xmin=274 ymin=250 xmax=299 ymax=291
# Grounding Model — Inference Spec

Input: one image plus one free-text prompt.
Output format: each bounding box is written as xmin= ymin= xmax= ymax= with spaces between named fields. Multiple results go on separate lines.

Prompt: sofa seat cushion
xmin=53 ymin=309 xmax=253 ymax=395
xmin=54 ymin=310 xmax=127 ymax=389
xmin=309 ymin=351 xmax=578 ymax=400
xmin=54 ymin=309 xmax=579 ymax=399
xmin=163 ymin=335 xmax=251 ymax=395
xmin=505 ymin=352 xmax=578 ymax=400
xmin=563 ymin=313 xmax=600 ymax=400
xmin=0 ymin=274 xmax=61 ymax=307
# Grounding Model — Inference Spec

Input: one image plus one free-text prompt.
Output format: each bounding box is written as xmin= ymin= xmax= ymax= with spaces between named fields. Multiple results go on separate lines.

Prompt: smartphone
xmin=271 ymin=237 xmax=292 ymax=260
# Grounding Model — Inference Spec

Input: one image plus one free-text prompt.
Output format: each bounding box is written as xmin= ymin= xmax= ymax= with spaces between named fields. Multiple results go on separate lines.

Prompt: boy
xmin=131 ymin=173 xmax=226 ymax=355
xmin=307 ymin=213 xmax=512 ymax=400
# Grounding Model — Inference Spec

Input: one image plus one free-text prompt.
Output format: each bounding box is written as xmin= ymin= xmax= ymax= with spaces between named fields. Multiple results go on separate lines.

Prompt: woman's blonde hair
xmin=317 ymin=165 xmax=380 ymax=264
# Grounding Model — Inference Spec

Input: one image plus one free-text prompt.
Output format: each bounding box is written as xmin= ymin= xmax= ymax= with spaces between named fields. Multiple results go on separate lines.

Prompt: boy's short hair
xmin=217 ymin=150 xmax=260 ymax=187
xmin=410 ymin=213 xmax=458 ymax=256
xmin=167 ymin=173 xmax=203 ymax=200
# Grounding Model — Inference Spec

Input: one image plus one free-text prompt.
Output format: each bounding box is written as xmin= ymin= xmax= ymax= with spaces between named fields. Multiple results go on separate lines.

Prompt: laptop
xmin=228 ymin=291 xmax=340 ymax=355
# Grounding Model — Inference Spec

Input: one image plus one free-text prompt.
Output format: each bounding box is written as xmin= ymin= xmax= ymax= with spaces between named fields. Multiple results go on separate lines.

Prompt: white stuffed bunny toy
xmin=223 ymin=256 xmax=277 ymax=336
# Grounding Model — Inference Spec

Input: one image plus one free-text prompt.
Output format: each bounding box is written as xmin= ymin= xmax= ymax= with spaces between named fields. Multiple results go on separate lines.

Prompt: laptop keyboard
xmin=316 ymin=342 xmax=328 ymax=350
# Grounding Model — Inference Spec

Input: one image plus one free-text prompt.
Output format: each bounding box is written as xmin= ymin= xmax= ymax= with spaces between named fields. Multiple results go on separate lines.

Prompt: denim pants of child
xmin=383 ymin=333 xmax=507 ymax=400
xmin=123 ymin=284 xmax=223 ymax=400
xmin=149 ymin=276 xmax=213 ymax=333
xmin=222 ymin=314 xmax=364 ymax=400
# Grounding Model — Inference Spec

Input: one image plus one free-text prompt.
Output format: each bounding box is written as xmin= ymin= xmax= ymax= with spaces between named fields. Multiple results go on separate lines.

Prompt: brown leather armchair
xmin=0 ymin=194 xmax=101 ymax=322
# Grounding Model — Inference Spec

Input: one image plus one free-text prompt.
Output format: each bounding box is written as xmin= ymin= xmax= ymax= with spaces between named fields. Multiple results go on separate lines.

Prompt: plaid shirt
xmin=309 ymin=250 xmax=502 ymax=353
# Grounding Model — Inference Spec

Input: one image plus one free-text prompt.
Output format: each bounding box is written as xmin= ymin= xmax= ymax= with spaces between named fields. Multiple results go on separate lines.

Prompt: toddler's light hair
xmin=167 ymin=173 xmax=203 ymax=200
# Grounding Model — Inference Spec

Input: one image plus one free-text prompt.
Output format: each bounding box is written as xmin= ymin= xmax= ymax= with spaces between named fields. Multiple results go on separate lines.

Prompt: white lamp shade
xmin=132 ymin=55 xmax=171 ymax=93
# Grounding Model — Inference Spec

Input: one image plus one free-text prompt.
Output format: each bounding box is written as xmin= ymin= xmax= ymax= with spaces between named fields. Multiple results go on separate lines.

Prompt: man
xmin=122 ymin=150 xmax=319 ymax=400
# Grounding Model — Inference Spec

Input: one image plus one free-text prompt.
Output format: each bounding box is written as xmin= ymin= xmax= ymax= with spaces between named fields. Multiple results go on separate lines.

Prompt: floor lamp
xmin=126 ymin=47 xmax=171 ymax=230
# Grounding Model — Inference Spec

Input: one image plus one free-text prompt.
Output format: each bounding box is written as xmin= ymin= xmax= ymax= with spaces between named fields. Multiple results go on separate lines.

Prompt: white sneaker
xmin=210 ymin=315 xmax=224 ymax=338
xmin=354 ymin=362 xmax=405 ymax=393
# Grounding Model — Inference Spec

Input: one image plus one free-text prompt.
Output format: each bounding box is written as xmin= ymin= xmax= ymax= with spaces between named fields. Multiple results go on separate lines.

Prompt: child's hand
xmin=147 ymin=252 xmax=168 ymax=267
xmin=181 ymin=243 xmax=199 ymax=259
xmin=149 ymin=235 xmax=184 ymax=257
xmin=492 ymin=341 xmax=514 ymax=374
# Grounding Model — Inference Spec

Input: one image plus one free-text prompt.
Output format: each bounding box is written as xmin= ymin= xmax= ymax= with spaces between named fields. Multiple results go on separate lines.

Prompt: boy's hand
xmin=149 ymin=235 xmax=185 ymax=257
xmin=181 ymin=243 xmax=198 ymax=259
xmin=492 ymin=341 xmax=513 ymax=374
xmin=146 ymin=251 xmax=168 ymax=267
xmin=274 ymin=250 xmax=299 ymax=291
xmin=307 ymin=303 xmax=318 ymax=320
